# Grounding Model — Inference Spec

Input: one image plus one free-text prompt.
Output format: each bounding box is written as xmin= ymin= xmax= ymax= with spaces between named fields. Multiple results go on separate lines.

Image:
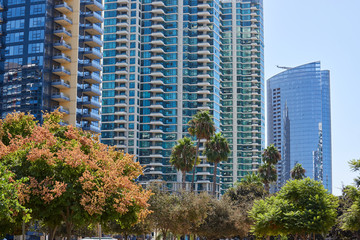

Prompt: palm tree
xmin=259 ymin=144 xmax=281 ymax=192
xmin=170 ymin=137 xmax=196 ymax=190
xmin=290 ymin=163 xmax=306 ymax=180
xmin=240 ymin=172 xmax=263 ymax=187
xmin=188 ymin=111 xmax=215 ymax=192
xmin=204 ymin=133 xmax=230 ymax=196
xmin=258 ymin=163 xmax=277 ymax=192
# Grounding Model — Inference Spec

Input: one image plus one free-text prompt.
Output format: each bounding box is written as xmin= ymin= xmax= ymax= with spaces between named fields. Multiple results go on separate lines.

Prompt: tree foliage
xmin=291 ymin=163 xmax=306 ymax=180
xmin=0 ymin=111 xmax=151 ymax=239
xmin=250 ymin=178 xmax=338 ymax=239
xmin=340 ymin=159 xmax=360 ymax=232
xmin=0 ymin=162 xmax=30 ymax=237
xmin=188 ymin=110 xmax=215 ymax=191
xmin=170 ymin=137 xmax=196 ymax=189
xmin=204 ymin=133 xmax=230 ymax=196
xmin=258 ymin=144 xmax=281 ymax=192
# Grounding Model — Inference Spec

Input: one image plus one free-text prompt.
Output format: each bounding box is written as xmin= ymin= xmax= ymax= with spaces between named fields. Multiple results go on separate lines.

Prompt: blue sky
xmin=264 ymin=0 xmax=360 ymax=195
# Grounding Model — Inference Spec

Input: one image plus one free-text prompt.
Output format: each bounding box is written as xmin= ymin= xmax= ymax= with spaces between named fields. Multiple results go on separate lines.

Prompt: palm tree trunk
xmin=182 ymin=170 xmax=186 ymax=190
xmin=212 ymin=162 xmax=217 ymax=197
xmin=191 ymin=139 xmax=200 ymax=192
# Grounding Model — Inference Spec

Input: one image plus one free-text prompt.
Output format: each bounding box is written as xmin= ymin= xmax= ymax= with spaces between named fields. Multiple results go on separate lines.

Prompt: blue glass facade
xmin=102 ymin=0 xmax=264 ymax=194
xmin=0 ymin=0 xmax=103 ymax=133
xmin=267 ymin=62 xmax=332 ymax=192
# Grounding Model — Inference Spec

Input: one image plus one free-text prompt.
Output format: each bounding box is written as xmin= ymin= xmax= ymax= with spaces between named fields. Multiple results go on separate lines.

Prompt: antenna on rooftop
xmin=276 ymin=65 xmax=292 ymax=70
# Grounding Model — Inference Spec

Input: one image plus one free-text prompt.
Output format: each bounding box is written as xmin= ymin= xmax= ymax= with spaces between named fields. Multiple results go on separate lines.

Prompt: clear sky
xmin=263 ymin=0 xmax=360 ymax=195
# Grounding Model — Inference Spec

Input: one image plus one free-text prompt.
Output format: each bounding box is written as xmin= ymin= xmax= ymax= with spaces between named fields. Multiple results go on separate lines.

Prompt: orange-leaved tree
xmin=0 ymin=111 xmax=151 ymax=240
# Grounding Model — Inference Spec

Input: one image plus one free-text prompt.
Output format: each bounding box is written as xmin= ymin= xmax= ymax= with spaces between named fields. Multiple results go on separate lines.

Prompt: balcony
xmin=52 ymin=92 xmax=70 ymax=102
xmin=149 ymin=154 xmax=163 ymax=159
xmin=54 ymin=14 xmax=73 ymax=26
xmin=149 ymin=96 xmax=164 ymax=101
xmin=197 ymin=81 xmax=211 ymax=87
xmin=53 ymin=66 xmax=71 ymax=76
xmin=197 ymin=106 xmax=211 ymax=111
xmin=198 ymin=34 xmax=211 ymax=39
xmin=54 ymin=2 xmax=73 ymax=13
xmin=150 ymin=48 xmax=165 ymax=54
xmin=117 ymin=30 xmax=128 ymax=35
xmin=83 ymin=23 xmax=103 ymax=35
xmin=150 ymin=145 xmax=164 ymax=150
xmin=83 ymin=12 xmax=103 ymax=23
xmin=81 ymin=35 xmax=103 ymax=47
xmin=151 ymin=24 xmax=165 ymax=30
xmin=197 ymin=90 xmax=211 ymax=95
xmin=149 ymin=112 xmax=164 ymax=117
xmin=82 ymin=125 xmax=101 ymax=133
xmin=149 ymin=104 xmax=164 ymax=109
xmin=53 ymin=53 xmax=71 ymax=63
xmin=150 ymin=55 xmax=164 ymax=61
xmin=150 ymin=80 xmax=164 ymax=85
xmin=150 ymin=63 xmax=164 ymax=69
xmin=151 ymin=8 xmax=165 ymax=15
xmin=117 ymin=6 xmax=129 ymax=12
xmin=150 ymin=39 xmax=165 ymax=45
xmin=197 ymin=26 xmax=210 ymax=32
xmin=81 ymin=112 xmax=101 ymax=121
xmin=198 ymin=50 xmax=211 ymax=55
xmin=54 ymin=27 xmax=72 ymax=38
xmin=150 ymin=72 xmax=164 ymax=77
xmin=149 ymin=88 xmax=164 ymax=93
xmin=79 ymin=72 xmax=101 ymax=84
xmin=80 ymin=47 xmax=102 ymax=59
xmin=197 ymin=97 xmax=210 ymax=102
xmin=82 ymin=85 xmax=101 ymax=96
xmin=52 ymin=79 xmax=70 ymax=89
xmin=77 ymin=98 xmax=101 ymax=109
xmin=151 ymin=32 xmax=165 ymax=38
xmin=82 ymin=0 xmax=104 ymax=11
xmin=116 ymin=45 xmax=128 ymax=51
xmin=149 ymin=137 xmax=163 ymax=142
xmin=116 ymin=37 xmax=128 ymax=43
xmin=197 ymin=58 xmax=211 ymax=63
xmin=151 ymin=1 xmax=165 ymax=7
xmin=151 ymin=16 xmax=165 ymax=22
xmin=117 ymin=14 xmax=129 ymax=20
xmin=54 ymin=40 xmax=72 ymax=51
xmin=198 ymin=74 xmax=211 ymax=78
xmin=197 ymin=66 xmax=211 ymax=71
xmin=198 ymin=19 xmax=210 ymax=24
xmin=197 ymin=11 xmax=211 ymax=17
xmin=115 ymin=61 xmax=128 ymax=67
xmin=198 ymin=3 xmax=211 ymax=8
xmin=116 ymin=52 xmax=128 ymax=58
xmin=80 ymin=59 xmax=102 ymax=72
xmin=197 ymin=42 xmax=211 ymax=47
xmin=115 ymin=86 xmax=127 ymax=91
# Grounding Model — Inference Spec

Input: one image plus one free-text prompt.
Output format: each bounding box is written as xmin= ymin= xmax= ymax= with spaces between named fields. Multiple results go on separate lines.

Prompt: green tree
xmin=203 ymin=133 xmax=230 ymax=196
xmin=249 ymin=178 xmax=338 ymax=239
xmin=188 ymin=111 xmax=215 ymax=191
xmin=195 ymin=196 xmax=246 ymax=240
xmin=340 ymin=159 xmax=360 ymax=232
xmin=258 ymin=144 xmax=281 ymax=192
xmin=146 ymin=186 xmax=179 ymax=240
xmin=291 ymin=163 xmax=306 ymax=180
xmin=0 ymin=162 xmax=30 ymax=237
xmin=0 ymin=111 xmax=151 ymax=240
xmin=240 ymin=172 xmax=263 ymax=187
xmin=170 ymin=137 xmax=196 ymax=190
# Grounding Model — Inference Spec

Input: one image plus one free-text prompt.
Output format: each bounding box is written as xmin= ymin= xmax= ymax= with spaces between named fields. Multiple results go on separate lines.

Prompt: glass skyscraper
xmin=0 ymin=0 xmax=103 ymax=133
xmin=102 ymin=0 xmax=264 ymax=194
xmin=267 ymin=62 xmax=332 ymax=192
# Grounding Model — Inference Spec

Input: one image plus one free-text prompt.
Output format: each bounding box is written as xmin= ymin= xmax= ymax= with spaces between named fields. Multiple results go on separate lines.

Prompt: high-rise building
xmin=0 ymin=0 xmax=103 ymax=133
xmin=101 ymin=0 xmax=264 ymax=194
xmin=267 ymin=62 xmax=332 ymax=192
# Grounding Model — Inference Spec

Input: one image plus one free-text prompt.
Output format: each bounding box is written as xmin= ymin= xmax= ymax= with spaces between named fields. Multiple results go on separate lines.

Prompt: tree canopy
xmin=250 ymin=178 xmax=338 ymax=239
xmin=0 ymin=111 xmax=151 ymax=239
